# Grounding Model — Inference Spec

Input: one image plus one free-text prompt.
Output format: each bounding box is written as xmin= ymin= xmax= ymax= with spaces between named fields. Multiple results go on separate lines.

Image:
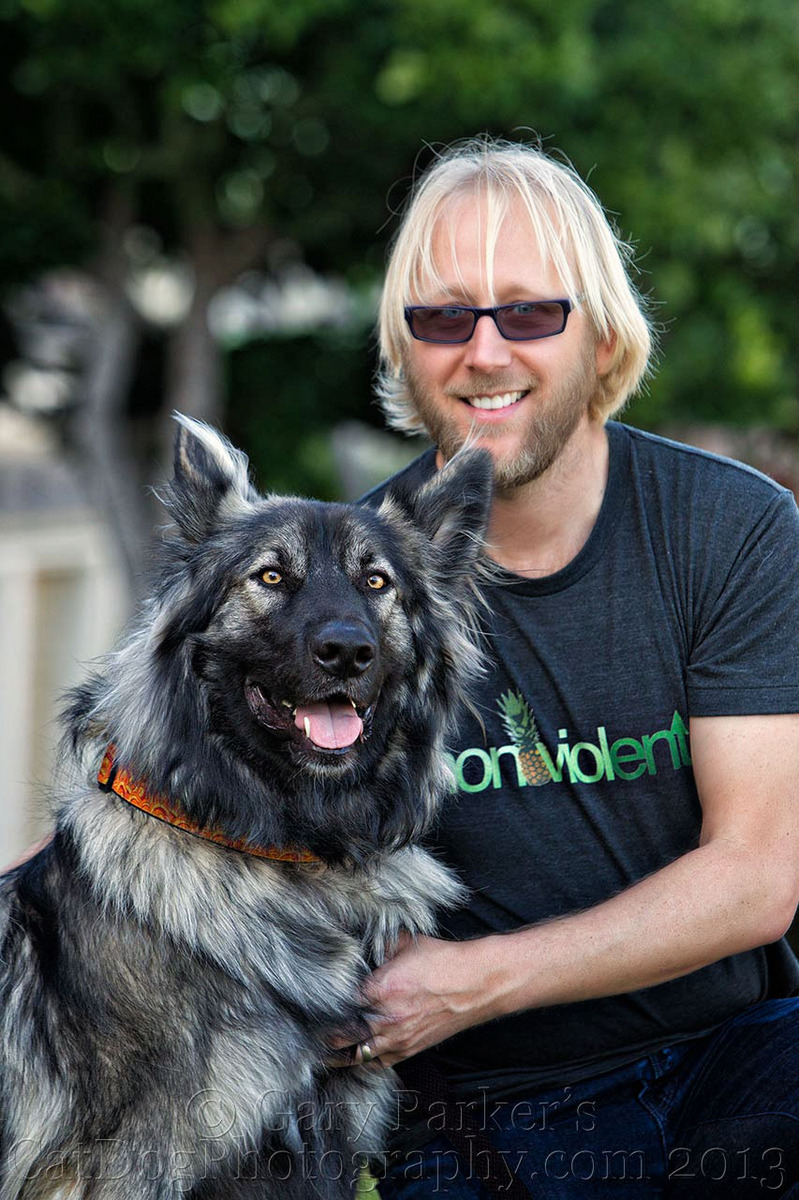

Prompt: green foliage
xmin=225 ymin=327 xmax=378 ymax=498
xmin=0 ymin=0 xmax=797 ymax=440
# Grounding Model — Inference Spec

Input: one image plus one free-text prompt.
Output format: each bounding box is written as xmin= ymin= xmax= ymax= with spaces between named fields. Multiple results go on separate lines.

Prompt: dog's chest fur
xmin=2 ymin=794 xmax=463 ymax=1199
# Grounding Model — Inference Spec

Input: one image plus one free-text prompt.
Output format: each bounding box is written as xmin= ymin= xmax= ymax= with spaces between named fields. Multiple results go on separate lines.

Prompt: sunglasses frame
xmin=403 ymin=299 xmax=574 ymax=344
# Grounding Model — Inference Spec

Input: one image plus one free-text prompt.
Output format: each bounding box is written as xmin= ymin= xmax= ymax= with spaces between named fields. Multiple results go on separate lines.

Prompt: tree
xmin=1 ymin=0 xmax=796 ymax=578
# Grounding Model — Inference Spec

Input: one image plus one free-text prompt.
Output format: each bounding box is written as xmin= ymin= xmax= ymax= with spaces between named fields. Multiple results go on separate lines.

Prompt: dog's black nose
xmin=311 ymin=621 xmax=376 ymax=678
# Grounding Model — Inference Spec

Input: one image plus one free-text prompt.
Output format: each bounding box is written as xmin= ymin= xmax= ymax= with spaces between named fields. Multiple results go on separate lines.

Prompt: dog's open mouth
xmin=244 ymin=681 xmax=374 ymax=755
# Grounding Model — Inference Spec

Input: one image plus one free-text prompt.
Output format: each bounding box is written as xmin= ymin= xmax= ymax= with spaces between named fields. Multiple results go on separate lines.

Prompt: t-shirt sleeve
xmin=686 ymin=488 xmax=799 ymax=715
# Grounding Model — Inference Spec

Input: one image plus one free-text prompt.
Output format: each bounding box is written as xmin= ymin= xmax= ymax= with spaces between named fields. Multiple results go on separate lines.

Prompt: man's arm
xmin=2 ymin=833 xmax=52 ymax=873
xmin=360 ymin=713 xmax=799 ymax=1067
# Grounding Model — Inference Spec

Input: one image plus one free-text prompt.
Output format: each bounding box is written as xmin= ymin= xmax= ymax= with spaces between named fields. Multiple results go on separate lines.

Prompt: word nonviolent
xmin=447 ymin=711 xmax=691 ymax=792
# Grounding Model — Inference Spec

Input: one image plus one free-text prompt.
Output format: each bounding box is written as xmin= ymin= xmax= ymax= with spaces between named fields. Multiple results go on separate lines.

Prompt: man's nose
xmin=462 ymin=314 xmax=514 ymax=372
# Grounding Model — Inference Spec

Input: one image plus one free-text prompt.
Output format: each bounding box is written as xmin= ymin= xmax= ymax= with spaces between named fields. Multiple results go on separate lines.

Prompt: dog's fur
xmin=0 ymin=418 xmax=492 ymax=1199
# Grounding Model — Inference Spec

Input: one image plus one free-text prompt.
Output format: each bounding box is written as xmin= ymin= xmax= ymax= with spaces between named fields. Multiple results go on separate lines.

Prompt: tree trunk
xmin=163 ymin=265 xmax=223 ymax=434
xmin=161 ymin=221 xmax=271 ymax=463
xmin=72 ymin=186 xmax=149 ymax=596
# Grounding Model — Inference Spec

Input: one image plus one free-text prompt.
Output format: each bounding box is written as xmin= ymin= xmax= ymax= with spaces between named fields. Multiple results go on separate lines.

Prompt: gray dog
xmin=0 ymin=417 xmax=492 ymax=1199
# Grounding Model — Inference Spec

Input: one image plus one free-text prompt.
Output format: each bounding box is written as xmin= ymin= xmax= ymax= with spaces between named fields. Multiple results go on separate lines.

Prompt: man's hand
xmin=327 ymin=931 xmax=505 ymax=1069
xmin=351 ymin=932 xmax=503 ymax=1067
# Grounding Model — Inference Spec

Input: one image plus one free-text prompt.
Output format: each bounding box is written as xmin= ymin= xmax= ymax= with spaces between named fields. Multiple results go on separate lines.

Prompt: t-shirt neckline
xmin=486 ymin=420 xmax=631 ymax=597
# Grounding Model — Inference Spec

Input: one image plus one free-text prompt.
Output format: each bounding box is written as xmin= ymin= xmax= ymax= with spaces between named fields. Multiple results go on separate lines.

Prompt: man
xmin=352 ymin=138 xmax=799 ymax=1196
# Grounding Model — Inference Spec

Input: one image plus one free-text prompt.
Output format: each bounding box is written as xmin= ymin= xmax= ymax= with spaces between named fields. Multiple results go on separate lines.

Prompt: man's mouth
xmin=461 ymin=389 xmax=528 ymax=411
xmin=244 ymin=681 xmax=374 ymax=754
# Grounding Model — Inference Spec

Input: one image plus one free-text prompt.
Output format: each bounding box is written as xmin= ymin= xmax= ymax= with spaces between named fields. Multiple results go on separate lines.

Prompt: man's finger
xmin=326 ymin=1041 xmax=362 ymax=1069
xmin=354 ymin=1038 xmax=382 ymax=1066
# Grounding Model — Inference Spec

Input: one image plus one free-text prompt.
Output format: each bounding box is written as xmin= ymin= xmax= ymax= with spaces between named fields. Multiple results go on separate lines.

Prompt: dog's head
xmin=71 ymin=417 xmax=493 ymax=864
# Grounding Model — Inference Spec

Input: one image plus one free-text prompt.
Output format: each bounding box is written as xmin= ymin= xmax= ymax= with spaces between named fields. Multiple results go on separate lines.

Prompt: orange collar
xmin=97 ymin=746 xmax=321 ymax=864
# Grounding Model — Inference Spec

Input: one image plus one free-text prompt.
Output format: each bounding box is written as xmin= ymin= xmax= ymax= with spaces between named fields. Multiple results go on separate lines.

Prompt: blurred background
xmin=0 ymin=0 xmax=797 ymax=902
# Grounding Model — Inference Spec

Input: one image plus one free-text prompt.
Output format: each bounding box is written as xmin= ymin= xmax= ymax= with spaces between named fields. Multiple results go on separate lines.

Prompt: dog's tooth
xmin=304 ymin=716 xmax=311 ymax=737
xmin=280 ymin=700 xmax=292 ymax=708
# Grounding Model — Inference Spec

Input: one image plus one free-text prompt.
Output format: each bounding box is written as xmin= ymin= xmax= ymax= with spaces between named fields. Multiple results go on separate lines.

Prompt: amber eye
xmin=261 ymin=569 xmax=283 ymax=586
xmin=367 ymin=572 xmax=388 ymax=590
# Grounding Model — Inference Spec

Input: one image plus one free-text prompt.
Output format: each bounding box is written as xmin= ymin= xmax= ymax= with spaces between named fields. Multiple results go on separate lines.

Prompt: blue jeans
xmin=378 ymin=998 xmax=799 ymax=1198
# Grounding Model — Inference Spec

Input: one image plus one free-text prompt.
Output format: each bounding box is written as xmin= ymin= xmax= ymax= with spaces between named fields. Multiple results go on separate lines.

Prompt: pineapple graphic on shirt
xmin=497 ymin=690 xmax=552 ymax=786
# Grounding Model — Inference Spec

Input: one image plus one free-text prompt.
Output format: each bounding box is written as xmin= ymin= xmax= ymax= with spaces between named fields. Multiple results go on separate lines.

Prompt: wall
xmin=0 ymin=513 xmax=127 ymax=863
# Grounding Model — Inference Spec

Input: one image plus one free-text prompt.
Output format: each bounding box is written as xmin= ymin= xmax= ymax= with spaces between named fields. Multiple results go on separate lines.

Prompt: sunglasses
xmin=404 ymin=299 xmax=573 ymax=344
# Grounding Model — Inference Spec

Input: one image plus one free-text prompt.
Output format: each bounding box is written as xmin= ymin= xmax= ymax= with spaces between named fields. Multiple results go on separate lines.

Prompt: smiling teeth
xmin=466 ymin=391 xmax=525 ymax=410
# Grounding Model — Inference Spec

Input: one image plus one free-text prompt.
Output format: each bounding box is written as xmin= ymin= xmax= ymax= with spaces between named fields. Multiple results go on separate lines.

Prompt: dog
xmin=0 ymin=416 xmax=493 ymax=1199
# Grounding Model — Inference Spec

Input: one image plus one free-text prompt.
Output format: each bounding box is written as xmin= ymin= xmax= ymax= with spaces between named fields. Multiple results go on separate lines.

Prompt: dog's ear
xmin=398 ymin=449 xmax=494 ymax=575
xmin=162 ymin=414 xmax=256 ymax=541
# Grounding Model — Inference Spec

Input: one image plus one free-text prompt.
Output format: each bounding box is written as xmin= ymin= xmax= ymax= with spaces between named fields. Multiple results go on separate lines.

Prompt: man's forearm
xmin=473 ymin=837 xmax=795 ymax=1021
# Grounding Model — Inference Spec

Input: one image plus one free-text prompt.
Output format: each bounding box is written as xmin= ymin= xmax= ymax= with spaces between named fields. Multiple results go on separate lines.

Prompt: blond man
xmin=356 ymin=138 xmax=799 ymax=1197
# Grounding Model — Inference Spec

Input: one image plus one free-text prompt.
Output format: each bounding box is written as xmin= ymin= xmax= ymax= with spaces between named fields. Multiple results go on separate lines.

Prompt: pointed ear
xmin=393 ymin=449 xmax=494 ymax=575
xmin=161 ymin=414 xmax=256 ymax=542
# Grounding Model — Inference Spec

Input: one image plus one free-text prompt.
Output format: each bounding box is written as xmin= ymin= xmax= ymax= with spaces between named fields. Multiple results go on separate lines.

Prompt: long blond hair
xmin=376 ymin=137 xmax=654 ymax=432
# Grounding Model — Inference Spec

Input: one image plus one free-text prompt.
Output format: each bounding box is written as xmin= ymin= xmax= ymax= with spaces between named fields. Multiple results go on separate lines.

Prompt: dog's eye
xmin=367 ymin=573 xmax=388 ymax=590
xmin=261 ymin=569 xmax=283 ymax=586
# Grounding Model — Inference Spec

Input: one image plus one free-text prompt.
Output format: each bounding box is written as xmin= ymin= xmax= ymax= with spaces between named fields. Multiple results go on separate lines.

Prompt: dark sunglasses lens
xmin=410 ymin=307 xmax=474 ymax=342
xmin=497 ymin=302 xmax=566 ymax=339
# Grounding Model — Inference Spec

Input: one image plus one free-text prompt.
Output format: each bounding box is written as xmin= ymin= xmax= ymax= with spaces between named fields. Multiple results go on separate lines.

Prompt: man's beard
xmin=406 ymin=347 xmax=598 ymax=494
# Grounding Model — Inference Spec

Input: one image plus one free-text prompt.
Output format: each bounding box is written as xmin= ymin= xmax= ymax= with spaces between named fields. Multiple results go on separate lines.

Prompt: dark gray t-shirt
xmin=363 ymin=421 xmax=799 ymax=1099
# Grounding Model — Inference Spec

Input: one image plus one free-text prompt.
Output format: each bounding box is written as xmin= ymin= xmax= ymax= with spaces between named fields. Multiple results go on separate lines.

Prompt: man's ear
xmin=160 ymin=414 xmax=256 ymax=542
xmin=596 ymin=329 xmax=617 ymax=377
xmin=387 ymin=449 xmax=494 ymax=577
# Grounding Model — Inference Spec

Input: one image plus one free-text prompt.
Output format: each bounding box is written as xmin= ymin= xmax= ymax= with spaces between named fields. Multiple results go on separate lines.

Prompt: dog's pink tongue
xmin=295 ymin=702 xmax=363 ymax=749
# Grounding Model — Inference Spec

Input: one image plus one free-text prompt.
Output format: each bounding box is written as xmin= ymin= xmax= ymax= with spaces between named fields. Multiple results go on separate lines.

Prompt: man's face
xmin=403 ymin=197 xmax=612 ymax=493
